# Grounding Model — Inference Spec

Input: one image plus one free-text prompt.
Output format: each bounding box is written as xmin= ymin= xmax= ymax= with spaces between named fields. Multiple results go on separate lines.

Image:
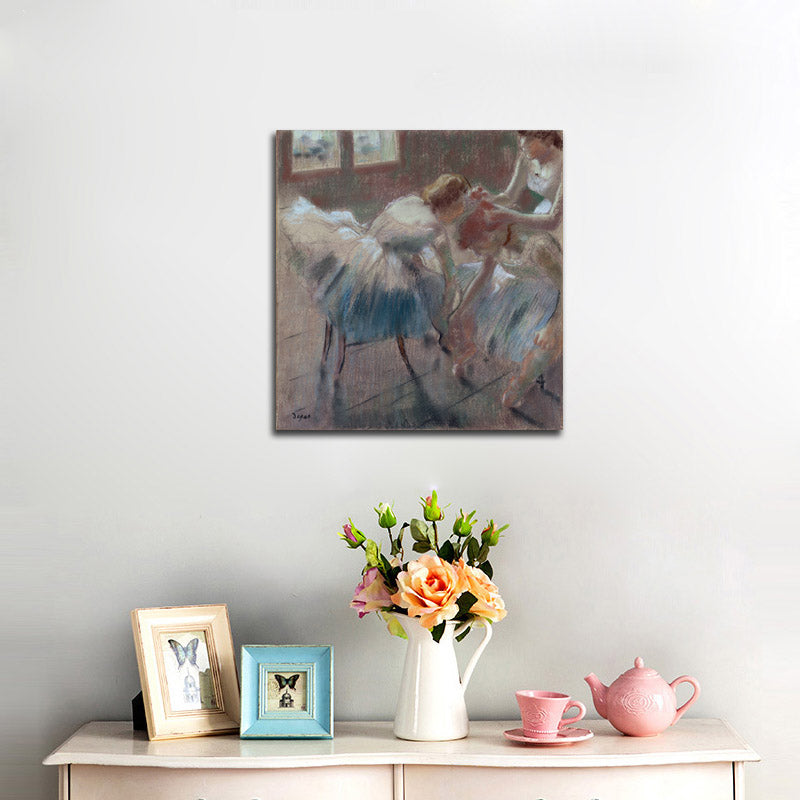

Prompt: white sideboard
xmin=44 ymin=719 xmax=759 ymax=800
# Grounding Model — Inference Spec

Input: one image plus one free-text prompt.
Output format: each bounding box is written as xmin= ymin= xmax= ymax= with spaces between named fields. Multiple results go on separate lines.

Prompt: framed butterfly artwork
xmin=240 ymin=645 xmax=333 ymax=738
xmin=131 ymin=604 xmax=240 ymax=740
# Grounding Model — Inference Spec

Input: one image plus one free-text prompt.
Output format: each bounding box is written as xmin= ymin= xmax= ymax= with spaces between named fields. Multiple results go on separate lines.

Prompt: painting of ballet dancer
xmin=275 ymin=130 xmax=563 ymax=431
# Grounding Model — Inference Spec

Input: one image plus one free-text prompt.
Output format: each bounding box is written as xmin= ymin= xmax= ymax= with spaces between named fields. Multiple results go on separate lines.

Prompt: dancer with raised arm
xmin=422 ymin=173 xmax=562 ymax=408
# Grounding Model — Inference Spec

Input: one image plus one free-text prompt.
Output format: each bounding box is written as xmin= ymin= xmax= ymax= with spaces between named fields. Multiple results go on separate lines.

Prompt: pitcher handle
xmin=669 ymin=676 xmax=701 ymax=724
xmin=454 ymin=618 xmax=493 ymax=692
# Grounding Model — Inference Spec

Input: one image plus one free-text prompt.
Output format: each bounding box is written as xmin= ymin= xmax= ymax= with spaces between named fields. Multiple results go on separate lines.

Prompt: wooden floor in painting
xmin=275 ymin=262 xmax=562 ymax=431
xmin=277 ymin=331 xmax=563 ymax=432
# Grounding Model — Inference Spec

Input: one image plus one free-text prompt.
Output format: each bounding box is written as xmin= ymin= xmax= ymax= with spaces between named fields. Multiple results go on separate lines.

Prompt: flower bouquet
xmin=339 ymin=490 xmax=508 ymax=643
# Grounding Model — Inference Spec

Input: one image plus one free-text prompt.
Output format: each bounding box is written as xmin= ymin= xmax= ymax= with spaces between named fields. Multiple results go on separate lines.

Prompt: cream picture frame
xmin=131 ymin=604 xmax=240 ymax=740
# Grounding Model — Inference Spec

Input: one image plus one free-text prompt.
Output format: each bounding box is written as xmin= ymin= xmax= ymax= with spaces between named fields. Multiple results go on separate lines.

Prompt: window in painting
xmin=291 ymin=130 xmax=341 ymax=172
xmin=353 ymin=130 xmax=398 ymax=166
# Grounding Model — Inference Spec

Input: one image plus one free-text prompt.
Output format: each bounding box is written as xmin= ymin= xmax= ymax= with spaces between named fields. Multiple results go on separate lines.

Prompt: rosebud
xmin=374 ymin=502 xmax=397 ymax=529
xmin=339 ymin=520 xmax=366 ymax=548
xmin=480 ymin=519 xmax=508 ymax=547
xmin=420 ymin=490 xmax=444 ymax=522
xmin=452 ymin=508 xmax=476 ymax=537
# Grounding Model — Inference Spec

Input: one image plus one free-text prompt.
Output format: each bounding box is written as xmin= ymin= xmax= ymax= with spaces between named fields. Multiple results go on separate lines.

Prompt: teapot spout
xmin=584 ymin=673 xmax=609 ymax=719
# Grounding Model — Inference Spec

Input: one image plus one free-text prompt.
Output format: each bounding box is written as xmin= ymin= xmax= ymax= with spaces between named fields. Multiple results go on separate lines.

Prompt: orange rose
xmin=458 ymin=559 xmax=507 ymax=623
xmin=390 ymin=553 xmax=467 ymax=630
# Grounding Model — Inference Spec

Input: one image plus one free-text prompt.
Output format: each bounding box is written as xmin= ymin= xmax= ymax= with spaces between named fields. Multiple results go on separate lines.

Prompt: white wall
xmin=2 ymin=1 xmax=798 ymax=797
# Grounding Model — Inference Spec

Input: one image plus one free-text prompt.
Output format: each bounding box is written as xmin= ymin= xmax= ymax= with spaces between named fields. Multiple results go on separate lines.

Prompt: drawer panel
xmin=71 ymin=764 xmax=393 ymax=800
xmin=403 ymin=763 xmax=732 ymax=800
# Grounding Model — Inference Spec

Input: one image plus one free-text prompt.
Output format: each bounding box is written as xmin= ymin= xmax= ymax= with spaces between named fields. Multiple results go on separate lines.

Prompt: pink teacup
xmin=516 ymin=691 xmax=587 ymax=739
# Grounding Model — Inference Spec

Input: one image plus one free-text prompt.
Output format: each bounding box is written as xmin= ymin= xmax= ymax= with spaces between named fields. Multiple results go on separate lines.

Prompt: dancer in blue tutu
xmin=422 ymin=172 xmax=562 ymax=408
xmin=279 ymin=195 xmax=447 ymax=375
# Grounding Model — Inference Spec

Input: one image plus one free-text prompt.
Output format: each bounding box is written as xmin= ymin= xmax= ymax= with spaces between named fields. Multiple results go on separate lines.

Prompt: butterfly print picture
xmin=132 ymin=605 xmax=240 ymax=740
xmin=159 ymin=630 xmax=218 ymax=712
xmin=266 ymin=670 xmax=307 ymax=712
xmin=275 ymin=673 xmax=300 ymax=708
xmin=275 ymin=673 xmax=300 ymax=690
xmin=169 ymin=638 xmax=199 ymax=668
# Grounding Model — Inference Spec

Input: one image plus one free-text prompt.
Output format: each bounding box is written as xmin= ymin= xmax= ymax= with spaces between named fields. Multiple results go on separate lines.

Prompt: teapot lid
xmin=620 ymin=656 xmax=660 ymax=679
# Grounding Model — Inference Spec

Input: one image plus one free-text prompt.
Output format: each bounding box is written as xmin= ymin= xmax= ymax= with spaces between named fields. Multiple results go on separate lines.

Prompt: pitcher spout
xmin=584 ymin=673 xmax=609 ymax=719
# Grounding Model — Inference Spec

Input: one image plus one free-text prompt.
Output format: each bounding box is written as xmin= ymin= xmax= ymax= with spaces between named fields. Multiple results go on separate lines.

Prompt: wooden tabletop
xmin=44 ymin=719 xmax=759 ymax=770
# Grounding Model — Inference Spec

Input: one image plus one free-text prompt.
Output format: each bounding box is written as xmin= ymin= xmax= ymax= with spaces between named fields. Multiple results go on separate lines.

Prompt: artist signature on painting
xmin=291 ymin=411 xmax=311 ymax=420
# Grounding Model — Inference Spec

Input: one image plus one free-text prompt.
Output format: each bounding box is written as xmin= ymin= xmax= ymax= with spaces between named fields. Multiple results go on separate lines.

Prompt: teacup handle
xmin=559 ymin=700 xmax=586 ymax=728
xmin=670 ymin=676 xmax=701 ymax=724
xmin=454 ymin=618 xmax=493 ymax=692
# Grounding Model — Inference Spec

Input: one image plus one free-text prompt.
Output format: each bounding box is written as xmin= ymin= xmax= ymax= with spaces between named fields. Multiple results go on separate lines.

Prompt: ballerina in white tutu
xmin=279 ymin=195 xmax=447 ymax=375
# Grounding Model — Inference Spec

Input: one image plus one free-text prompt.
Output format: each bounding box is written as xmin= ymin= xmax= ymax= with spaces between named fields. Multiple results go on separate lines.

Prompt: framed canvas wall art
xmin=275 ymin=129 xmax=563 ymax=431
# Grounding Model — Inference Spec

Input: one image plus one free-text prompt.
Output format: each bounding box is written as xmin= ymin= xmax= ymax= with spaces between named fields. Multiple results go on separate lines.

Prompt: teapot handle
xmin=670 ymin=676 xmax=701 ymax=724
xmin=454 ymin=618 xmax=493 ymax=693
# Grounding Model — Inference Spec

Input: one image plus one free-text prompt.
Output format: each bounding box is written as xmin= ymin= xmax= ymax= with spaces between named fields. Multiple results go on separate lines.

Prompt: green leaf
xmin=456 ymin=591 xmax=478 ymax=616
xmin=467 ymin=537 xmax=479 ymax=563
xmin=381 ymin=612 xmax=407 ymax=639
xmin=477 ymin=543 xmax=490 ymax=563
xmin=455 ymin=625 xmax=472 ymax=642
xmin=365 ymin=539 xmax=380 ymax=567
xmin=412 ymin=541 xmax=431 ymax=553
xmin=480 ymin=560 xmax=493 ymax=579
xmin=409 ymin=518 xmax=431 ymax=542
xmin=430 ymin=622 xmax=446 ymax=643
xmin=380 ymin=554 xmax=393 ymax=574
xmin=439 ymin=540 xmax=455 ymax=562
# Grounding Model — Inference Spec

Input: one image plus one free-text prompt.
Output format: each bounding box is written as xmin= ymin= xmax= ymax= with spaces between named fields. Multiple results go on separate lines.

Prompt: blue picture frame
xmin=240 ymin=645 xmax=333 ymax=738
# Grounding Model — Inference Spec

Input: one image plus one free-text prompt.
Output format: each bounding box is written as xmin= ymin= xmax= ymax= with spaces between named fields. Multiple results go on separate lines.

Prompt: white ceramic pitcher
xmin=391 ymin=612 xmax=493 ymax=741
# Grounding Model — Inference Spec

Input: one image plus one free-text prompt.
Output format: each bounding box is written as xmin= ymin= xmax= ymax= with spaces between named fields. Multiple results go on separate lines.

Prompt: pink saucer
xmin=503 ymin=727 xmax=594 ymax=746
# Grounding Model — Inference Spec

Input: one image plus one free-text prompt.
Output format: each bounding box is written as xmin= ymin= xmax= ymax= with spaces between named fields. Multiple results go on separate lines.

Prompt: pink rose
xmin=351 ymin=567 xmax=393 ymax=618
xmin=390 ymin=553 xmax=467 ymax=629
xmin=458 ymin=559 xmax=507 ymax=623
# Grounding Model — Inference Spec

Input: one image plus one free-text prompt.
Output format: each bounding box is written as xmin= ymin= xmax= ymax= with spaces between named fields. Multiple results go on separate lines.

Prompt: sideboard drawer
xmin=404 ymin=763 xmax=733 ymax=800
xmin=71 ymin=764 xmax=394 ymax=800
xmin=47 ymin=722 xmax=758 ymax=800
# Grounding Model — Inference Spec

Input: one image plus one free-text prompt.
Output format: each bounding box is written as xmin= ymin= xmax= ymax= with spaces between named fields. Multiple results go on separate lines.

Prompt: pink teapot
xmin=585 ymin=657 xmax=700 ymax=737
